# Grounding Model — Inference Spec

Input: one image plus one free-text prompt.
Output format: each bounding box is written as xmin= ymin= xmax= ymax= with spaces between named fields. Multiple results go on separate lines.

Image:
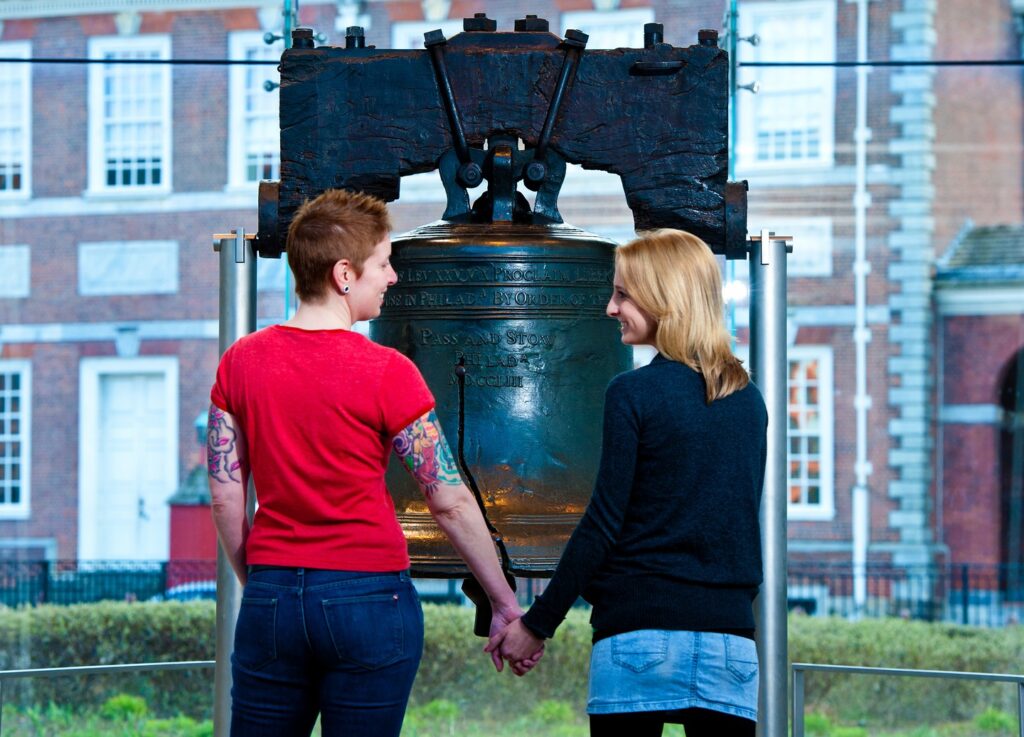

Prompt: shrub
xmin=830 ymin=728 xmax=867 ymax=737
xmin=100 ymin=694 xmax=147 ymax=721
xmin=529 ymin=699 xmax=576 ymax=725
xmin=804 ymin=712 xmax=833 ymax=735
xmin=974 ymin=707 xmax=1016 ymax=733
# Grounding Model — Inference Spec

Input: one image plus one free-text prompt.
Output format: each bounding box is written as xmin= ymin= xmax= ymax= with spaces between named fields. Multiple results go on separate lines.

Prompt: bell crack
xmin=455 ymin=357 xmax=514 ymax=573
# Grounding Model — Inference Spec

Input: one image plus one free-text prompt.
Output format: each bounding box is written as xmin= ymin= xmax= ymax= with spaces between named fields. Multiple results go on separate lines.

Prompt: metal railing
xmin=792 ymin=663 xmax=1024 ymax=737
xmin=0 ymin=660 xmax=215 ymax=734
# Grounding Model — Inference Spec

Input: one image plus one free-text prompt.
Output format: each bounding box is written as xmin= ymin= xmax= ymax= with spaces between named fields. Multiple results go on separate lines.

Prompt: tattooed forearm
xmin=392 ymin=411 xmax=462 ymax=498
xmin=207 ymin=405 xmax=242 ymax=483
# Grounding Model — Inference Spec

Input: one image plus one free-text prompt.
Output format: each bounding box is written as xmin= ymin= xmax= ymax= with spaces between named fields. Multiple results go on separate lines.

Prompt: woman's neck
xmin=284 ymin=300 xmax=353 ymax=331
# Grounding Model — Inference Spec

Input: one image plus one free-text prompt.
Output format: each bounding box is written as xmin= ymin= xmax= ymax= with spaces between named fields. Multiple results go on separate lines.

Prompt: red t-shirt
xmin=210 ymin=325 xmax=435 ymax=571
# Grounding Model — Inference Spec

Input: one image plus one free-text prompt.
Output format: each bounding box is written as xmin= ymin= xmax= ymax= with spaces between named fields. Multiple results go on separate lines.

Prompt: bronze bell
xmin=370 ymin=217 xmax=631 ymax=576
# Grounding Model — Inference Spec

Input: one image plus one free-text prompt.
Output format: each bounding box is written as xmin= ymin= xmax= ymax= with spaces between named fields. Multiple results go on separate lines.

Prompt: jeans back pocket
xmin=322 ymin=593 xmax=404 ymax=670
xmin=234 ymin=597 xmax=278 ymax=671
xmin=610 ymin=630 xmax=670 ymax=673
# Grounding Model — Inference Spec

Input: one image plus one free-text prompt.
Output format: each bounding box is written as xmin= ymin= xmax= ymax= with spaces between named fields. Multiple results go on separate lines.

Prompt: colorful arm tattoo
xmin=392 ymin=410 xmax=462 ymax=498
xmin=207 ymin=404 xmax=243 ymax=483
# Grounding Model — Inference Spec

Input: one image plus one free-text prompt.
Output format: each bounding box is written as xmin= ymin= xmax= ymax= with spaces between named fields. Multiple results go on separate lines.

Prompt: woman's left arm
xmin=206 ymin=403 xmax=251 ymax=585
xmin=392 ymin=410 xmax=524 ymax=668
xmin=512 ymin=381 xmax=641 ymax=642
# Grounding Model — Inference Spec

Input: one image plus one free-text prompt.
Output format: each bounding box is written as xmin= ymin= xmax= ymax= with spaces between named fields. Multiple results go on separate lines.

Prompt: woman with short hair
xmin=207 ymin=188 xmax=523 ymax=737
xmin=490 ymin=229 xmax=768 ymax=737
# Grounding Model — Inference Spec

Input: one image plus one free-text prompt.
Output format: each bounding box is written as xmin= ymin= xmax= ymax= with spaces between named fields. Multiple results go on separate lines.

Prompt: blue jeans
xmin=230 ymin=568 xmax=424 ymax=737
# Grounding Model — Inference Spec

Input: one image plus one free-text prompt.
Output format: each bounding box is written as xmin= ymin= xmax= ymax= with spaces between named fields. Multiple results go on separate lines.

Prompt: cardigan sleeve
xmin=520 ymin=377 xmax=640 ymax=639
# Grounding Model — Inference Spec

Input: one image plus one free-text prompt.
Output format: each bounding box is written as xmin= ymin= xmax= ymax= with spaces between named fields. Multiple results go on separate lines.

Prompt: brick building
xmin=0 ymin=0 xmax=1021 ymax=617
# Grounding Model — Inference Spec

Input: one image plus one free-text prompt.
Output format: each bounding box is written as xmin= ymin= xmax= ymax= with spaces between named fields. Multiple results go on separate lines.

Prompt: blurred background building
xmin=0 ymin=0 xmax=1021 ymax=621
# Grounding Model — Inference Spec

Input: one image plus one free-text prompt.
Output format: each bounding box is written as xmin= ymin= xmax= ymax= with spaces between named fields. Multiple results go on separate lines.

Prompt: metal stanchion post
xmin=750 ymin=230 xmax=789 ymax=737
xmin=212 ymin=230 xmax=257 ymax=737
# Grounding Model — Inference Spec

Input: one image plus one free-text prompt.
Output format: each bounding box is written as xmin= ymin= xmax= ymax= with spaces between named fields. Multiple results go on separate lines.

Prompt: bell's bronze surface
xmin=371 ymin=221 xmax=631 ymax=576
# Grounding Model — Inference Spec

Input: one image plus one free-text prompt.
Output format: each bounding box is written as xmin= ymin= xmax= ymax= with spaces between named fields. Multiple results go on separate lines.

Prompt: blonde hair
xmin=286 ymin=189 xmax=392 ymax=302
xmin=616 ymin=229 xmax=749 ymax=403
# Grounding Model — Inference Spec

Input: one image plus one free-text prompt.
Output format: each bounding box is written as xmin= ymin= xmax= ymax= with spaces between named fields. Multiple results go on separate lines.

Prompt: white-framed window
xmin=736 ymin=0 xmax=835 ymax=170
xmin=786 ymin=345 xmax=834 ymax=520
xmin=87 ymin=35 xmax=172 ymax=194
xmin=391 ymin=20 xmax=462 ymax=50
xmin=0 ymin=360 xmax=31 ymax=520
xmin=0 ymin=245 xmax=30 ymax=298
xmin=228 ymin=31 xmax=281 ymax=188
xmin=0 ymin=42 xmax=31 ymax=198
xmin=734 ymin=344 xmax=835 ymax=520
xmin=561 ymin=8 xmax=655 ymax=49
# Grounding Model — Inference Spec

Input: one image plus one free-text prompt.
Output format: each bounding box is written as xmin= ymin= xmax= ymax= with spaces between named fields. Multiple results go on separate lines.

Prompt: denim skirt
xmin=587 ymin=629 xmax=758 ymax=720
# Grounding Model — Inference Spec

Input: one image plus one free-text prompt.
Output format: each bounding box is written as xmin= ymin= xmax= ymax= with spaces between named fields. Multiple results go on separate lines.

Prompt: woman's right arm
xmin=392 ymin=410 xmax=523 ymax=664
xmin=206 ymin=403 xmax=250 ymax=585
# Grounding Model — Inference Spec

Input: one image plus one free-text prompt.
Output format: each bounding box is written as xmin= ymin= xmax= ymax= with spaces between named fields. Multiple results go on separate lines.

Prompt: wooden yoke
xmin=256 ymin=17 xmax=747 ymax=259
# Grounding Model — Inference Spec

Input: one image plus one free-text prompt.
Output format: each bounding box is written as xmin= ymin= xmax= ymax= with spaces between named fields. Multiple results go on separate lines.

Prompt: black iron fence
xmin=0 ymin=560 xmax=216 ymax=607
xmin=3 ymin=560 xmax=1024 ymax=627
xmin=787 ymin=562 xmax=1024 ymax=627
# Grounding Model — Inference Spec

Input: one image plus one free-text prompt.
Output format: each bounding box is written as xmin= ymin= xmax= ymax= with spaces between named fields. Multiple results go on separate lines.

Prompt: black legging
xmin=589 ymin=708 xmax=756 ymax=737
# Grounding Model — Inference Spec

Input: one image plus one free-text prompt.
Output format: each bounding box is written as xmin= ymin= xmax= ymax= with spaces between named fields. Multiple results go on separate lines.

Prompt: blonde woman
xmin=488 ymin=229 xmax=767 ymax=737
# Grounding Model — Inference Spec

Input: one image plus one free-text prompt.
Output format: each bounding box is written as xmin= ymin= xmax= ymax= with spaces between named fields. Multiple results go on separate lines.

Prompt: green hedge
xmin=411 ymin=604 xmax=592 ymax=717
xmin=0 ymin=601 xmax=215 ymax=719
xmin=2 ymin=602 xmax=1024 ymax=726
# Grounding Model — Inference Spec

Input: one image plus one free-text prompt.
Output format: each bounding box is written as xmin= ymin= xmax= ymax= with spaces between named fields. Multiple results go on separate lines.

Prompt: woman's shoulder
xmin=362 ymin=339 xmax=426 ymax=380
xmin=606 ymin=358 xmax=689 ymax=401
xmin=222 ymin=325 xmax=283 ymax=356
xmin=612 ymin=355 xmax=700 ymax=388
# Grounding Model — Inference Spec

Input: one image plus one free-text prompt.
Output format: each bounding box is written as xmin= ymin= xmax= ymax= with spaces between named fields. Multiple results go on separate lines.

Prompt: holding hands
xmin=486 ymin=616 xmax=545 ymax=676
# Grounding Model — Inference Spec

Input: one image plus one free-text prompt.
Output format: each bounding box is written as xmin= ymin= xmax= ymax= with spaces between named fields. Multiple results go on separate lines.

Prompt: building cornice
xmin=935 ymin=284 xmax=1024 ymax=316
xmin=0 ymin=0 xmax=329 ymax=20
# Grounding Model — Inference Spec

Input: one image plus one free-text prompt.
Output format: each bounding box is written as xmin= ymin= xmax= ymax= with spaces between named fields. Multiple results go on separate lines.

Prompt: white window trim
xmin=0 ymin=41 xmax=32 ymax=201
xmin=0 ymin=244 xmax=31 ymax=298
xmin=560 ymin=8 xmax=655 ymax=49
xmin=736 ymin=0 xmax=836 ymax=173
xmin=787 ymin=344 xmax=835 ymax=521
xmin=0 ymin=359 xmax=31 ymax=520
xmin=226 ymin=31 xmax=281 ymax=191
xmin=86 ymin=34 xmax=172 ymax=197
xmin=77 ymin=356 xmax=179 ymax=560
